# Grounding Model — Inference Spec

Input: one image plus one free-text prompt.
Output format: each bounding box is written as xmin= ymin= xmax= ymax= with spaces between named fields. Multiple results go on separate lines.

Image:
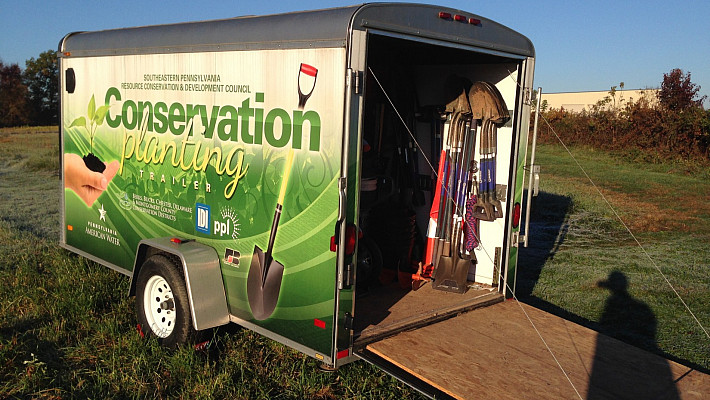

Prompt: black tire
xmin=135 ymin=254 xmax=196 ymax=348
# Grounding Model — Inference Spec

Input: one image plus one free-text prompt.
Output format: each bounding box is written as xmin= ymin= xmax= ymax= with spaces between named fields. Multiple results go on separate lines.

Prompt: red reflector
xmin=170 ymin=237 xmax=182 ymax=244
xmin=438 ymin=12 xmax=451 ymax=19
xmin=513 ymin=202 xmax=521 ymax=229
xmin=469 ymin=18 xmax=481 ymax=26
xmin=345 ymin=225 xmax=357 ymax=255
xmin=63 ymin=52 xmax=71 ymax=57
xmin=330 ymin=236 xmax=337 ymax=252
xmin=337 ymin=349 xmax=349 ymax=359
xmin=454 ymin=14 xmax=466 ymax=22
xmin=332 ymin=226 xmax=359 ymax=254
xmin=363 ymin=139 xmax=371 ymax=153
xmin=314 ymin=319 xmax=326 ymax=329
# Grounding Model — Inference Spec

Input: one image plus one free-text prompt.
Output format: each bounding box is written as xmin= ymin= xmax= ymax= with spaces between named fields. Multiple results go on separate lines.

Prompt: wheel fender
xmin=130 ymin=238 xmax=230 ymax=331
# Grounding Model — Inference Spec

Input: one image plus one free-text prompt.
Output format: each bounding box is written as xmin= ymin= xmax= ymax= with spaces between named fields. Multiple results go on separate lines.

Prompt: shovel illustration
xmin=247 ymin=149 xmax=295 ymax=320
xmin=297 ymin=63 xmax=318 ymax=109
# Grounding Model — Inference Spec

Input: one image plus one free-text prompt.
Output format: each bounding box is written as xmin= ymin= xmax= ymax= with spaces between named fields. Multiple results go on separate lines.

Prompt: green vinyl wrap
xmin=62 ymin=48 xmax=346 ymax=355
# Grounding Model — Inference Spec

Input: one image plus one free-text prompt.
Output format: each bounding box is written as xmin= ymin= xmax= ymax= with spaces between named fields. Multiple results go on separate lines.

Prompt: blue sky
xmin=2 ymin=1 xmax=708 ymax=104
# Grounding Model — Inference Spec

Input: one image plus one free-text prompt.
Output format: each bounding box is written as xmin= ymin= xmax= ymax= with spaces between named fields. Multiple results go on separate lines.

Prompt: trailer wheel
xmin=135 ymin=254 xmax=195 ymax=348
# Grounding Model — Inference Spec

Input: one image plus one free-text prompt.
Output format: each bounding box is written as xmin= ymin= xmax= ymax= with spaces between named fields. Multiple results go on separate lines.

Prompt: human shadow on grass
xmin=586 ymin=271 xmax=681 ymax=399
xmin=516 ymin=191 xmax=708 ymax=378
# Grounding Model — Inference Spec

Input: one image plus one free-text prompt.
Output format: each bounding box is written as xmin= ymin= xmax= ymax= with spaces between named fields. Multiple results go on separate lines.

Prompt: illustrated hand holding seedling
xmin=65 ymin=94 xmax=118 ymax=206
xmin=64 ymin=153 xmax=119 ymax=206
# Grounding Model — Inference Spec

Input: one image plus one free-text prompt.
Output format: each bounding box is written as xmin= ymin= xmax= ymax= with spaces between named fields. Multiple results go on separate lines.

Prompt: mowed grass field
xmin=518 ymin=143 xmax=710 ymax=370
xmin=1 ymin=127 xmax=708 ymax=398
xmin=0 ymin=128 xmax=421 ymax=399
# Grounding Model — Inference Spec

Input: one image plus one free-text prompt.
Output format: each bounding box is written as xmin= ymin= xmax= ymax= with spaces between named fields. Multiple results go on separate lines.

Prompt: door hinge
xmin=339 ymin=263 xmax=354 ymax=290
xmin=532 ymin=165 xmax=540 ymax=197
xmin=65 ymin=68 xmax=76 ymax=93
xmin=524 ymin=87 xmax=532 ymax=105
xmin=343 ymin=312 xmax=353 ymax=331
xmin=337 ymin=177 xmax=347 ymax=223
xmin=348 ymin=69 xmax=363 ymax=94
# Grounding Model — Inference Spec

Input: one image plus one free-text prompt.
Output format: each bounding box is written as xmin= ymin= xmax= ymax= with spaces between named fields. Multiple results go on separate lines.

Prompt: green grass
xmin=518 ymin=143 xmax=710 ymax=370
xmin=0 ymin=223 xmax=421 ymax=399
xmin=1 ymin=129 xmax=708 ymax=398
xmin=0 ymin=127 xmax=423 ymax=399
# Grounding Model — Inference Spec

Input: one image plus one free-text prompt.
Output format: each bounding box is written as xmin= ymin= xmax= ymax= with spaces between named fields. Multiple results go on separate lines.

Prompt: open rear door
xmin=348 ymin=5 xmax=537 ymax=396
xmin=357 ymin=299 xmax=710 ymax=400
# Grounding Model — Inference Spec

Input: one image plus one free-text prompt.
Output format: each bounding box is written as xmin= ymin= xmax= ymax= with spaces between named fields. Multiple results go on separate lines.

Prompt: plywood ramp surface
xmin=355 ymin=284 xmax=502 ymax=346
xmin=363 ymin=300 xmax=709 ymax=399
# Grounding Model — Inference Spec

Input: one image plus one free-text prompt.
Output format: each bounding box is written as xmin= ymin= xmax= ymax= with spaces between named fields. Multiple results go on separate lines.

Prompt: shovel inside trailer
xmin=367 ymin=68 xmax=510 ymax=294
xmin=431 ymin=89 xmax=475 ymax=293
xmin=430 ymin=81 xmax=509 ymax=293
xmin=468 ymin=82 xmax=509 ymax=222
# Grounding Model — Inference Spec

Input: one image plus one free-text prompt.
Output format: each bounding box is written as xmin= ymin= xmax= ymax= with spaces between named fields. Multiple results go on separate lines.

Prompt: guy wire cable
xmin=540 ymin=113 xmax=710 ymax=340
xmin=505 ymin=68 xmax=709 ymax=340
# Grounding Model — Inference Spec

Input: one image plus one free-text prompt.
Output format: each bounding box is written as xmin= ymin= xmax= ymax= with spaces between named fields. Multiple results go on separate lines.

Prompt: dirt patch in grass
xmin=602 ymin=189 xmax=700 ymax=233
xmin=545 ymin=175 xmax=707 ymax=235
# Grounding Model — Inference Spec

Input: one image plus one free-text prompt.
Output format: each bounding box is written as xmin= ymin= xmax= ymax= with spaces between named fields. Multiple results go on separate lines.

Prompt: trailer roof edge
xmin=61 ymin=3 xmax=534 ymax=58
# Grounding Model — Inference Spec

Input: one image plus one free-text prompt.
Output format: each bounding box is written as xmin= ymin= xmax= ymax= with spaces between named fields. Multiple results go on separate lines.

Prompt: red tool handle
xmin=300 ymin=63 xmax=318 ymax=77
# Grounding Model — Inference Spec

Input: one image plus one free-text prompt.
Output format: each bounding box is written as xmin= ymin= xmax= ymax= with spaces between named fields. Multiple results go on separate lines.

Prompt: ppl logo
xmin=196 ymin=203 xmax=210 ymax=234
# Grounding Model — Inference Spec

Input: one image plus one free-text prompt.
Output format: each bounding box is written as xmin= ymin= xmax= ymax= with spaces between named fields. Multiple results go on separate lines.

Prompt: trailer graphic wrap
xmin=62 ymin=48 xmax=345 ymax=353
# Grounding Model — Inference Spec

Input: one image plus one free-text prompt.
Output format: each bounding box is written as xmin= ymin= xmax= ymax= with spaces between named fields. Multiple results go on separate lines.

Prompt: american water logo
xmin=196 ymin=203 xmax=210 ymax=234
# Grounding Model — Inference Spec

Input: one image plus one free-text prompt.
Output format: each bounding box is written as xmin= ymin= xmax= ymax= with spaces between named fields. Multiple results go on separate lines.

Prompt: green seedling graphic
xmin=69 ymin=94 xmax=110 ymax=172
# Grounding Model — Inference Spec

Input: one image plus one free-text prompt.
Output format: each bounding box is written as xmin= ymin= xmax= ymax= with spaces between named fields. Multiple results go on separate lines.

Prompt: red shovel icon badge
xmin=297 ymin=63 xmax=318 ymax=109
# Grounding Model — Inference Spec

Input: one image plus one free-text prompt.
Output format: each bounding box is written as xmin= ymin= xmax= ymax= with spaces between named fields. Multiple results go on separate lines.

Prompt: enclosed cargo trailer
xmin=59 ymin=3 xmax=537 ymax=397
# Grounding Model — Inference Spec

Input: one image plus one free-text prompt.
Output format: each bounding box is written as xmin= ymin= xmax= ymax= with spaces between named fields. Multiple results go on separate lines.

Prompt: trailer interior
xmin=353 ymin=33 xmax=526 ymax=348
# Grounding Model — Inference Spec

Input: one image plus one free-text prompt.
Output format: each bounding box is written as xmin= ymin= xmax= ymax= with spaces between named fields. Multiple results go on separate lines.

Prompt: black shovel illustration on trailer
xmin=297 ymin=63 xmax=318 ymax=109
xmin=247 ymin=149 xmax=295 ymax=320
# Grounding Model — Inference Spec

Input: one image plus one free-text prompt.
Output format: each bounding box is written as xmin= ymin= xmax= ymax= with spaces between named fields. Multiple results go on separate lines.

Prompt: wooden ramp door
xmin=356 ymin=300 xmax=710 ymax=400
xmin=356 ymin=305 xmax=505 ymax=400
xmin=353 ymin=288 xmax=506 ymax=400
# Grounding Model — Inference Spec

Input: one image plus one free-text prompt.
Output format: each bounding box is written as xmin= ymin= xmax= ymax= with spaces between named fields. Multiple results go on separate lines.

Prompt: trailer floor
xmin=354 ymin=282 xmax=503 ymax=346
xmin=360 ymin=300 xmax=709 ymax=400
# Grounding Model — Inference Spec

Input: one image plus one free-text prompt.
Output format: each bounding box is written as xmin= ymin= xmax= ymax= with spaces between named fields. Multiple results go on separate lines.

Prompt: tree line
xmin=1 ymin=51 xmax=708 ymax=164
xmin=0 ymin=50 xmax=58 ymax=127
xmin=537 ymin=69 xmax=709 ymax=165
